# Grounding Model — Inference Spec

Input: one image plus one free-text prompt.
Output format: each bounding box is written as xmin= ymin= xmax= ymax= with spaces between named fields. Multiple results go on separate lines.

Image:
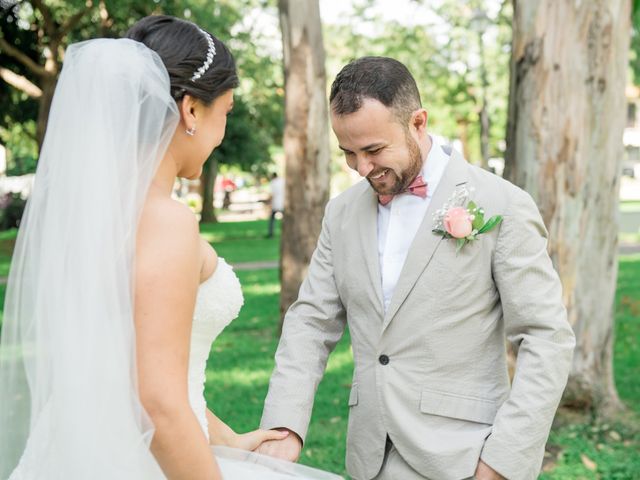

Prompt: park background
xmin=0 ymin=0 xmax=639 ymax=478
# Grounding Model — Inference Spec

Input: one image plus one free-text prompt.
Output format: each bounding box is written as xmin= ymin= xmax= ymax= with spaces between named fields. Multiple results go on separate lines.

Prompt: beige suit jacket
xmin=261 ymin=147 xmax=576 ymax=480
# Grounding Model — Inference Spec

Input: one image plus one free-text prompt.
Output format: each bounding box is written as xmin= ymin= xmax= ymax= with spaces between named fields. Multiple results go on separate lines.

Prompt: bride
xmin=0 ymin=15 xmax=341 ymax=480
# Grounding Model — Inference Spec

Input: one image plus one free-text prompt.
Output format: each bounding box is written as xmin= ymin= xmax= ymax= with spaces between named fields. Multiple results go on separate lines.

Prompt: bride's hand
xmin=230 ymin=428 xmax=290 ymax=452
xmin=255 ymin=428 xmax=302 ymax=462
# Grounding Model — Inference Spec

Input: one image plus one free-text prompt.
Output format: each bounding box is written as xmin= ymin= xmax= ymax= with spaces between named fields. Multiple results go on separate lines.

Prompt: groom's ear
xmin=409 ymin=109 xmax=428 ymax=139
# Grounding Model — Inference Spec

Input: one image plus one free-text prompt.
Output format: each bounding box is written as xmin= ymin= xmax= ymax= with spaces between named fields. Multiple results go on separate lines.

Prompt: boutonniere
xmin=432 ymin=185 xmax=503 ymax=254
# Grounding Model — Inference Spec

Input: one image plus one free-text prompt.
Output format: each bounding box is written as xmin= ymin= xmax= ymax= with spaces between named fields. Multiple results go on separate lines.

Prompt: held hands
xmin=474 ymin=460 xmax=505 ymax=480
xmin=255 ymin=428 xmax=303 ymax=462
xmin=229 ymin=428 xmax=290 ymax=452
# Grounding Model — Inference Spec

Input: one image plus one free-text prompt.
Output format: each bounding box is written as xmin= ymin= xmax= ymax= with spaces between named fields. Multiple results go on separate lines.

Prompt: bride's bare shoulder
xmin=137 ymin=196 xmax=199 ymax=256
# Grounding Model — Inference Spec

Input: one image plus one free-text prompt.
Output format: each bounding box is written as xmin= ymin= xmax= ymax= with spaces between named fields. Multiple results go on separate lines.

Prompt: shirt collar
xmin=421 ymin=134 xmax=450 ymax=197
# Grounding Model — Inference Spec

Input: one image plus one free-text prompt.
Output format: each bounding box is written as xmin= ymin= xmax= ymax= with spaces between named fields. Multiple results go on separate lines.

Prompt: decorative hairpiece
xmin=191 ymin=28 xmax=216 ymax=82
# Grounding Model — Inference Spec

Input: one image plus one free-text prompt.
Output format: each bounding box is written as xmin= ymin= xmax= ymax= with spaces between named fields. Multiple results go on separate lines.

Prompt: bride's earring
xmin=186 ymin=125 xmax=196 ymax=136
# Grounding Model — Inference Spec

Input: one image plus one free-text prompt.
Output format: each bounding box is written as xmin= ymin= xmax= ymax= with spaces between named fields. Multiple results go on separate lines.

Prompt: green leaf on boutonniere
xmin=472 ymin=209 xmax=485 ymax=231
xmin=432 ymin=228 xmax=448 ymax=236
xmin=467 ymin=200 xmax=477 ymax=213
xmin=455 ymin=238 xmax=467 ymax=254
xmin=478 ymin=215 xmax=503 ymax=234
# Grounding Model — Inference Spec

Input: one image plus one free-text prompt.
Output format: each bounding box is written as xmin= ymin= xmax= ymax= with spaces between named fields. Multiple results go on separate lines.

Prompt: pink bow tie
xmin=378 ymin=174 xmax=428 ymax=206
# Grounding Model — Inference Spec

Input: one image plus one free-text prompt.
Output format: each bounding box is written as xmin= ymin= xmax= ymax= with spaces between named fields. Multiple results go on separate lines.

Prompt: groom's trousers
xmin=370 ymin=438 xmax=476 ymax=480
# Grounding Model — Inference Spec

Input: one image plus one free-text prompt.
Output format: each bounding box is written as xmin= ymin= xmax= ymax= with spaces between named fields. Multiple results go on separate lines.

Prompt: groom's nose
xmin=356 ymin=157 xmax=374 ymax=177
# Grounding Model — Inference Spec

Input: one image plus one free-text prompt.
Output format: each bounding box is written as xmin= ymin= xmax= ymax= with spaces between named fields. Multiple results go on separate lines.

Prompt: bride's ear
xmin=180 ymin=94 xmax=198 ymax=128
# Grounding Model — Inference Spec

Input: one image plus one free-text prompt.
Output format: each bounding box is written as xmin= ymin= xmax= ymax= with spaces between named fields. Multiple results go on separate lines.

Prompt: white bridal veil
xmin=0 ymin=38 xmax=179 ymax=478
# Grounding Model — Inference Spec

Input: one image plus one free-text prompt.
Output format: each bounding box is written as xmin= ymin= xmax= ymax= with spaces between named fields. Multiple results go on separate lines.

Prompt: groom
xmin=258 ymin=57 xmax=575 ymax=480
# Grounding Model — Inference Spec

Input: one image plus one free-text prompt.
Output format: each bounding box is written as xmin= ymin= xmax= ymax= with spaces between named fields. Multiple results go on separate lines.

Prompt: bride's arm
xmin=205 ymin=408 xmax=289 ymax=451
xmin=206 ymin=408 xmax=237 ymax=446
xmin=135 ymin=200 xmax=222 ymax=480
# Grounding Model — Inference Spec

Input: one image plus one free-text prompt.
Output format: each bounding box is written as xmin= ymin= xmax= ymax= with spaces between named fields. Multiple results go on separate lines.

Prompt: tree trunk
xmin=505 ymin=0 xmax=631 ymax=414
xmin=277 ymin=0 xmax=331 ymax=325
xmin=36 ymin=75 xmax=57 ymax=150
xmin=200 ymin=157 xmax=218 ymax=224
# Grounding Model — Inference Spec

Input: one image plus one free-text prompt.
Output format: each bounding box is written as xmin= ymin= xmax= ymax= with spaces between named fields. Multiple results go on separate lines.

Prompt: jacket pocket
xmin=348 ymin=383 xmax=359 ymax=406
xmin=420 ymin=388 xmax=498 ymax=424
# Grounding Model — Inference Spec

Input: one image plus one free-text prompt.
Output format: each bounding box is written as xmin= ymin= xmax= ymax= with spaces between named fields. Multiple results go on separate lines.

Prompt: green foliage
xmin=0 ymin=0 xmax=283 ymax=174
xmin=0 ymin=3 xmax=40 ymax=169
xmin=324 ymin=0 xmax=512 ymax=165
xmin=215 ymin=96 xmax=274 ymax=173
xmin=631 ymin=0 xmax=640 ymax=84
xmin=0 ymin=120 xmax=38 ymax=175
xmin=422 ymin=0 xmax=512 ymax=163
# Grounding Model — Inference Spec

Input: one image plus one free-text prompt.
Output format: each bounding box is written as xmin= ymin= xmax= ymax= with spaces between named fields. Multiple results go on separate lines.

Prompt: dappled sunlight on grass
xmin=206 ymin=367 xmax=272 ymax=387
xmin=240 ymin=281 xmax=281 ymax=296
xmin=325 ymin=342 xmax=354 ymax=375
xmin=541 ymin=254 xmax=640 ymax=479
xmin=201 ymin=220 xmax=280 ymax=264
xmin=614 ymin=254 xmax=640 ymax=414
xmin=203 ymin=261 xmax=352 ymax=474
xmin=0 ymin=229 xmax=18 ymax=241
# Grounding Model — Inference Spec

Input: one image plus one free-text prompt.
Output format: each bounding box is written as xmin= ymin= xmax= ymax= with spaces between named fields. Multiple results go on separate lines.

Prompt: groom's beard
xmin=367 ymin=133 xmax=423 ymax=196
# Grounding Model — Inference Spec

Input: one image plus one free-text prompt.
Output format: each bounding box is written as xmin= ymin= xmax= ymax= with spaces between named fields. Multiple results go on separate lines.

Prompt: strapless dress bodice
xmin=188 ymin=258 xmax=243 ymax=439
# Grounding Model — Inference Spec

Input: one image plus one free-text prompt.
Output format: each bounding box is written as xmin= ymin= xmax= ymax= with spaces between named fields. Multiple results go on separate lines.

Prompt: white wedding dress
xmin=188 ymin=258 xmax=342 ymax=480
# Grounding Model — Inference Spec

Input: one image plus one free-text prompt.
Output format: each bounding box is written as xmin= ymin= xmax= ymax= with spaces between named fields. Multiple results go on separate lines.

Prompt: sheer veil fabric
xmin=0 ymin=39 xmax=179 ymax=478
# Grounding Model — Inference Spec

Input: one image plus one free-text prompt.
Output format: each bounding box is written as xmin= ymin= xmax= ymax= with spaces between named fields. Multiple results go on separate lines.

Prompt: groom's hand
xmin=255 ymin=428 xmax=302 ymax=462
xmin=474 ymin=460 xmax=505 ymax=480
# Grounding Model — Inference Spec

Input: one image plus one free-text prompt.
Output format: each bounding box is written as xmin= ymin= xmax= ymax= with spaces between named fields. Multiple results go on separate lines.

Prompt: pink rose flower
xmin=444 ymin=207 xmax=473 ymax=239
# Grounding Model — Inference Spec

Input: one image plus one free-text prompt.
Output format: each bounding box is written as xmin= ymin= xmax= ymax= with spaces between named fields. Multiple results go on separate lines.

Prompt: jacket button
xmin=379 ymin=354 xmax=390 ymax=365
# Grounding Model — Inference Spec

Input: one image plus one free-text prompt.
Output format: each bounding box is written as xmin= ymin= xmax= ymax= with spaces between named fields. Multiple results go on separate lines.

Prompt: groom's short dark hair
xmin=329 ymin=57 xmax=422 ymax=126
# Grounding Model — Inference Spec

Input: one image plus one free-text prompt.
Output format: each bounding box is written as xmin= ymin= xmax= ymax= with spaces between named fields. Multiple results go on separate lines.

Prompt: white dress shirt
xmin=377 ymin=135 xmax=450 ymax=312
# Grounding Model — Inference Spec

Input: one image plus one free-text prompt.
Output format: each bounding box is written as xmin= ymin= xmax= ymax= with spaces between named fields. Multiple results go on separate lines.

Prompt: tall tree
xmin=200 ymin=96 xmax=276 ymax=223
xmin=323 ymin=0 xmax=512 ymax=168
xmin=0 ymin=0 xmax=93 ymax=149
xmin=0 ymin=0 xmax=177 ymax=159
xmin=1 ymin=0 xmax=283 ymax=180
xmin=277 ymin=0 xmax=330 ymax=322
xmin=505 ymin=0 xmax=632 ymax=414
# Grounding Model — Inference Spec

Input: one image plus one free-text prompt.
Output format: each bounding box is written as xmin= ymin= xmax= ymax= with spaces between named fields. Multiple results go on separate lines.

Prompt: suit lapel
xmin=382 ymin=149 xmax=470 ymax=330
xmin=354 ymin=184 xmax=385 ymax=318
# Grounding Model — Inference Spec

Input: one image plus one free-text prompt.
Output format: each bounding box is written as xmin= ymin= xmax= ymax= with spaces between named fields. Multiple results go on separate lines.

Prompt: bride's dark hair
xmin=125 ymin=15 xmax=239 ymax=105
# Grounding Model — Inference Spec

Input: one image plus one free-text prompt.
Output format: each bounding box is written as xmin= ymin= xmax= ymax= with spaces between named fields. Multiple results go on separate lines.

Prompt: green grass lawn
xmin=204 ymin=268 xmax=352 ymax=474
xmin=0 ymin=220 xmax=638 ymax=478
xmin=539 ymin=253 xmax=640 ymax=479
xmin=200 ymin=220 xmax=280 ymax=264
